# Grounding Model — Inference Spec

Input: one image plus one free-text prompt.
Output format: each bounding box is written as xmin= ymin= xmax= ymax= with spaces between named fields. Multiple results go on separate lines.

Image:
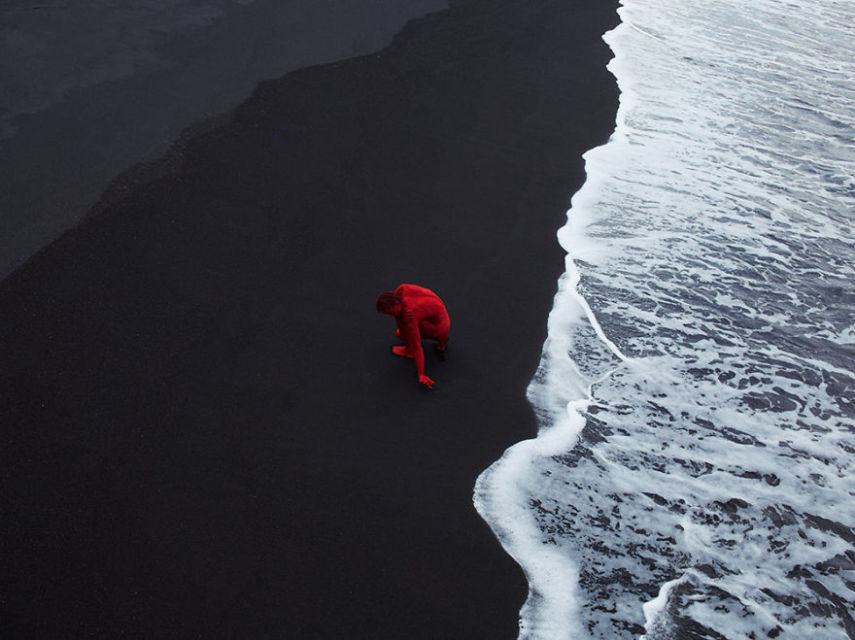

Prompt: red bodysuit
xmin=384 ymin=284 xmax=450 ymax=389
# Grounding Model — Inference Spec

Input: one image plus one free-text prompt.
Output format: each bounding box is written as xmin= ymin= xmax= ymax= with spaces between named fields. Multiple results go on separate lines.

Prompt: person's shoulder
xmin=397 ymin=283 xmax=436 ymax=298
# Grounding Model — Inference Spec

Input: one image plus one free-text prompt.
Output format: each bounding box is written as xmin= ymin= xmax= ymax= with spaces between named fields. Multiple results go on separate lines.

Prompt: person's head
xmin=376 ymin=291 xmax=402 ymax=316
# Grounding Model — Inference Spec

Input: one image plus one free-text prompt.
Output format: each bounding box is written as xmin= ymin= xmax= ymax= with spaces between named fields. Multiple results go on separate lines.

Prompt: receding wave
xmin=475 ymin=0 xmax=855 ymax=637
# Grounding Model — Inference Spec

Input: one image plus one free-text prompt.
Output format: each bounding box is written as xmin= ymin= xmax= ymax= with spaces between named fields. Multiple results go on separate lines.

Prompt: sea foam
xmin=476 ymin=0 xmax=855 ymax=638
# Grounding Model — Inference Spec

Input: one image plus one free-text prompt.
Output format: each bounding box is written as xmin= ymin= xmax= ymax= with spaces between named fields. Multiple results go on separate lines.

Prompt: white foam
xmin=474 ymin=411 xmax=587 ymax=639
xmin=640 ymin=573 xmax=689 ymax=639
xmin=475 ymin=0 xmax=855 ymax=637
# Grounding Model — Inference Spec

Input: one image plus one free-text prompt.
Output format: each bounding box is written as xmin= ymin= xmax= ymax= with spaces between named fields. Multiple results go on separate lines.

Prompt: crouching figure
xmin=376 ymin=284 xmax=450 ymax=389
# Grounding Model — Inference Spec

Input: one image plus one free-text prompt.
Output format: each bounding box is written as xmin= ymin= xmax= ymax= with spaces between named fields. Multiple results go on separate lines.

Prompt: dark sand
xmin=0 ymin=0 xmax=445 ymax=279
xmin=1 ymin=0 xmax=619 ymax=637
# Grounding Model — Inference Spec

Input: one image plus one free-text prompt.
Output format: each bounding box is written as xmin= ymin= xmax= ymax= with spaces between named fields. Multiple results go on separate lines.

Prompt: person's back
xmin=395 ymin=284 xmax=446 ymax=324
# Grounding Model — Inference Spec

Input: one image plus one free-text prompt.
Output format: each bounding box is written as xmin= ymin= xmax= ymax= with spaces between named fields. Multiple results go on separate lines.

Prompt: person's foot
xmin=392 ymin=345 xmax=414 ymax=359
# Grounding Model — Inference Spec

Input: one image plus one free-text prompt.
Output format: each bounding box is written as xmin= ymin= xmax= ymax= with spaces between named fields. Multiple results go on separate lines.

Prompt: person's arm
xmin=401 ymin=318 xmax=433 ymax=389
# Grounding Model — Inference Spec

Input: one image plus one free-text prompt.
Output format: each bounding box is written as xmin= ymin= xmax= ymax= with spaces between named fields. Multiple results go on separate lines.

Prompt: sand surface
xmin=1 ymin=1 xmax=619 ymax=636
xmin=0 ymin=0 xmax=446 ymax=278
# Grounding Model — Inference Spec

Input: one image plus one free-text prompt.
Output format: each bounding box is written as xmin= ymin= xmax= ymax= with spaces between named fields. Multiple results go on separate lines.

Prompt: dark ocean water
xmin=476 ymin=0 xmax=855 ymax=638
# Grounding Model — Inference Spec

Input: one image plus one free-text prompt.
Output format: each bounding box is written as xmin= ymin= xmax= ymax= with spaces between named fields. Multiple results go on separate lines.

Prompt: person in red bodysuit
xmin=376 ymin=284 xmax=450 ymax=390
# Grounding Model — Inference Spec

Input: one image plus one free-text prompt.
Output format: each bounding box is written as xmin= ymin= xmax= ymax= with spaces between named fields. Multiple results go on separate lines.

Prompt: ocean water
xmin=475 ymin=0 xmax=855 ymax=638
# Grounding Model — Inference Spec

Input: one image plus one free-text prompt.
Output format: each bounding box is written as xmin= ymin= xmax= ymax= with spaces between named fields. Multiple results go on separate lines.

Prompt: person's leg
xmin=419 ymin=319 xmax=450 ymax=351
xmin=436 ymin=332 xmax=449 ymax=351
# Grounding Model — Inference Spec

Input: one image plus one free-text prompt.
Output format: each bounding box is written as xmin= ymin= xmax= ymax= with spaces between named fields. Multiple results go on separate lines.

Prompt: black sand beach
xmin=1 ymin=1 xmax=619 ymax=637
xmin=0 ymin=0 xmax=444 ymax=279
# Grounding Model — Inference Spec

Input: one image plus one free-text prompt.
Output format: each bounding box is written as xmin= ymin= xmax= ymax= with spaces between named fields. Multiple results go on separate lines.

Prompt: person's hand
xmin=419 ymin=374 xmax=434 ymax=390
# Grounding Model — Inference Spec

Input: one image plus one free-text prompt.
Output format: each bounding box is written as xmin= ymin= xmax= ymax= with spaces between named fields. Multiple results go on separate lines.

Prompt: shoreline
xmin=0 ymin=1 xmax=620 ymax=636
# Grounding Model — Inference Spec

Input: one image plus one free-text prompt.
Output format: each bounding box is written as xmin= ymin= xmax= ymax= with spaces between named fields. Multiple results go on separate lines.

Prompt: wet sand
xmin=0 ymin=0 xmax=619 ymax=637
